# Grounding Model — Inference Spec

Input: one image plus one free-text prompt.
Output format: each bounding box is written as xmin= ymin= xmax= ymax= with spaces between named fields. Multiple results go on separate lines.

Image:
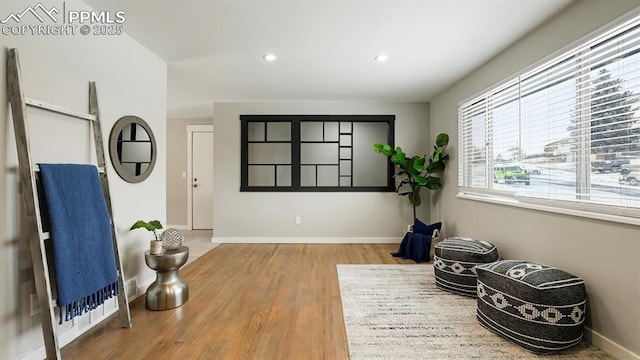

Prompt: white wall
xmin=0 ymin=1 xmax=167 ymax=358
xmin=212 ymin=101 xmax=431 ymax=241
xmin=166 ymin=117 xmax=213 ymax=227
xmin=430 ymin=1 xmax=640 ymax=358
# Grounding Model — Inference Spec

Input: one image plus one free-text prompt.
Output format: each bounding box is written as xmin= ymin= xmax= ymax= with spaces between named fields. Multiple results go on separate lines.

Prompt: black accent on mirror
xmin=109 ymin=115 xmax=157 ymax=183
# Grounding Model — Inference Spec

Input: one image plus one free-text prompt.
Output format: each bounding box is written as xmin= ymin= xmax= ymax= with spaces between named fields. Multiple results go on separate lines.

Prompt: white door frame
xmin=187 ymin=124 xmax=214 ymax=230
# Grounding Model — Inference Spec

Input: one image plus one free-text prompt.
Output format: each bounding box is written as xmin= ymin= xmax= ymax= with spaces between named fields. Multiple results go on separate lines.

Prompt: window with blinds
xmin=458 ymin=13 xmax=640 ymax=220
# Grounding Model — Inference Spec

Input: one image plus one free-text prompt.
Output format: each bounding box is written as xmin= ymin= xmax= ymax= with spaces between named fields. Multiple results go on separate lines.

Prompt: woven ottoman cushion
xmin=433 ymin=237 xmax=499 ymax=297
xmin=476 ymin=260 xmax=586 ymax=353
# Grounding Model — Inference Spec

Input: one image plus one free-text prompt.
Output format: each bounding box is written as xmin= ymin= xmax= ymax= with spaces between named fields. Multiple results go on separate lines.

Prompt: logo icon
xmin=1 ymin=2 xmax=59 ymax=24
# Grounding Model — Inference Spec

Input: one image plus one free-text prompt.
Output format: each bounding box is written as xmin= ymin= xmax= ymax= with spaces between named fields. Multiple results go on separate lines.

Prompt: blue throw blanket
xmin=38 ymin=164 xmax=119 ymax=323
xmin=391 ymin=232 xmax=433 ymax=263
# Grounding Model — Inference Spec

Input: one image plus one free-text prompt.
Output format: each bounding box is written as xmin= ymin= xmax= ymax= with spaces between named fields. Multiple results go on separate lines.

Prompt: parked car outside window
xmin=621 ymin=162 xmax=640 ymax=175
xmin=592 ymin=156 xmax=637 ymax=173
xmin=493 ymin=164 xmax=530 ymax=185
xmin=620 ymin=171 xmax=640 ymax=186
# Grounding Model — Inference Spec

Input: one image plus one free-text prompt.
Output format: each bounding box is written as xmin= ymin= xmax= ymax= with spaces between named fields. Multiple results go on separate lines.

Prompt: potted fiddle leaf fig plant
xmin=373 ymin=133 xmax=449 ymax=220
xmin=130 ymin=219 xmax=164 ymax=254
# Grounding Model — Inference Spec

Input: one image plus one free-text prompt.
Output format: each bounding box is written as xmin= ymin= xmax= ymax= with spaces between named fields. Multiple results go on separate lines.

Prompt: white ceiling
xmin=83 ymin=0 xmax=574 ymax=118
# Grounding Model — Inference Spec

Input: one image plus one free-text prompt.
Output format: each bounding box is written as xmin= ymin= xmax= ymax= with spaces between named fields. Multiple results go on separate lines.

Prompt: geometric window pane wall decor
xmin=240 ymin=115 xmax=395 ymax=192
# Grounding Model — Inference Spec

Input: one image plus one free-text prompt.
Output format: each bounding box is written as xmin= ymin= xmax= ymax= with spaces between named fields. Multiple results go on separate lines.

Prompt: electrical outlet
xmin=30 ymin=294 xmax=39 ymax=315
xmin=295 ymin=216 xmax=301 ymax=225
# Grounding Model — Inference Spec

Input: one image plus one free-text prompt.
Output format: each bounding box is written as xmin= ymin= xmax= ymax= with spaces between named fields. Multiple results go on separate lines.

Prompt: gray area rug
xmin=337 ymin=264 xmax=613 ymax=359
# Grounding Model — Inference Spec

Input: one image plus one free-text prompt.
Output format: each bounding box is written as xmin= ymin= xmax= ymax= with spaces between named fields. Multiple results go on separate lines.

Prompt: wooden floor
xmin=61 ymin=243 xmax=415 ymax=359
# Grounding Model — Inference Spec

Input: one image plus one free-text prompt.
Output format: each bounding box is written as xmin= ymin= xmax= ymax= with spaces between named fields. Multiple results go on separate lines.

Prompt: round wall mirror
xmin=109 ymin=115 xmax=157 ymax=183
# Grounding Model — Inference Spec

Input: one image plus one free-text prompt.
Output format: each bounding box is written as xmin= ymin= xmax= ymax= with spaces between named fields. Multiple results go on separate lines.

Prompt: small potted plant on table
xmin=130 ymin=219 xmax=164 ymax=255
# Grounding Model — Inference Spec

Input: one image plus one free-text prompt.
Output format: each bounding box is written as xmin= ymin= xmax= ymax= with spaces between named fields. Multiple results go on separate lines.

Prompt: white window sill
xmin=457 ymin=191 xmax=640 ymax=227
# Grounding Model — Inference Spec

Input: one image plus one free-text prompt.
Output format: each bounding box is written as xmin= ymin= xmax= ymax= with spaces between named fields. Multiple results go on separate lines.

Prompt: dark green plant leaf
xmin=129 ymin=220 xmax=150 ymax=231
xmin=130 ymin=219 xmax=163 ymax=232
xmin=425 ymin=176 xmax=441 ymax=184
xmin=149 ymin=220 xmax=163 ymax=230
xmin=433 ymin=146 xmax=444 ymax=161
xmin=400 ymin=158 xmax=409 ymax=174
xmin=413 ymin=156 xmax=426 ymax=172
xmin=413 ymin=174 xmax=427 ymax=185
xmin=382 ymin=144 xmax=394 ymax=156
xmin=436 ymin=133 xmax=449 ymax=147
xmin=426 ymin=160 xmax=445 ymax=173
xmin=424 ymin=176 xmax=442 ymax=190
xmin=391 ymin=152 xmax=405 ymax=164
xmin=373 ymin=143 xmax=384 ymax=153
xmin=408 ymin=193 xmax=421 ymax=207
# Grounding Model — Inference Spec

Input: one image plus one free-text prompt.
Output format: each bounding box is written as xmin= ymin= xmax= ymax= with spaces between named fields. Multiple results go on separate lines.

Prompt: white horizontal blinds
xmin=458 ymin=13 xmax=640 ymax=215
xmin=459 ymin=98 xmax=487 ymax=189
xmin=585 ymin=22 xmax=640 ymax=161
xmin=491 ymin=82 xmax=520 ymax=190
xmin=582 ymin=24 xmax=639 ymax=207
xmin=520 ymin=55 xmax=577 ymax=201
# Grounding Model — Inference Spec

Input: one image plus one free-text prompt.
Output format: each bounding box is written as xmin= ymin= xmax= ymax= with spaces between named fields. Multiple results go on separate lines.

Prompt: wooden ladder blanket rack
xmin=6 ymin=48 xmax=131 ymax=360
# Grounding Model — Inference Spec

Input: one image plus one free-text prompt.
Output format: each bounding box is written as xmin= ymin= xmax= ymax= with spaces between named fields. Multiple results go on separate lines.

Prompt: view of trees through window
xmin=459 ymin=16 xmax=640 ymax=213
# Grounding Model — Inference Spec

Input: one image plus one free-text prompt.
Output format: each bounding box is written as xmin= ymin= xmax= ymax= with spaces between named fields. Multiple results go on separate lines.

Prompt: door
xmin=191 ymin=131 xmax=214 ymax=229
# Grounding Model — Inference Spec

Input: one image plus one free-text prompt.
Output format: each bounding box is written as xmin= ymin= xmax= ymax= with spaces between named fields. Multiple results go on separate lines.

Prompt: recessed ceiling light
xmin=375 ymin=54 xmax=389 ymax=62
xmin=263 ymin=54 xmax=277 ymax=62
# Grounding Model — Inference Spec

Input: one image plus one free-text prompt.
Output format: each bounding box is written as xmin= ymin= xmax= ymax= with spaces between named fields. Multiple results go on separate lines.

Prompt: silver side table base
xmin=144 ymin=246 xmax=189 ymax=311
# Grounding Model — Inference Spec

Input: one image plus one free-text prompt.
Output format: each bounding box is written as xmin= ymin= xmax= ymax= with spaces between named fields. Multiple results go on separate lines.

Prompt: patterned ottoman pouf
xmin=433 ymin=237 xmax=499 ymax=297
xmin=476 ymin=260 xmax=586 ymax=353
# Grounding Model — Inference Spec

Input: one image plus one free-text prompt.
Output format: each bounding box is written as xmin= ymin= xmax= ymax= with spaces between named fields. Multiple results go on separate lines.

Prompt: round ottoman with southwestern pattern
xmin=476 ymin=260 xmax=586 ymax=353
xmin=433 ymin=237 xmax=499 ymax=297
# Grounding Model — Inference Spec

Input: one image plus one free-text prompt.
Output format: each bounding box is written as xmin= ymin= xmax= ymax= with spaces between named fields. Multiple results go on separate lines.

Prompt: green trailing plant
xmin=129 ymin=220 xmax=163 ymax=240
xmin=373 ymin=133 xmax=449 ymax=219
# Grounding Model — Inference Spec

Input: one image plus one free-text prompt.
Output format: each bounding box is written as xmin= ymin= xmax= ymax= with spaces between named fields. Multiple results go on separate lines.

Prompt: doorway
xmin=187 ymin=125 xmax=213 ymax=229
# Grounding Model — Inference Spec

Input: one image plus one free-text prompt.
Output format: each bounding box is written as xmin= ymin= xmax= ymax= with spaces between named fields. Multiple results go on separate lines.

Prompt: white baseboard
xmin=22 ymin=300 xmax=119 ymax=360
xmin=585 ymin=326 xmax=640 ymax=360
xmin=212 ymin=236 xmax=400 ymax=244
xmin=166 ymin=224 xmax=191 ymax=230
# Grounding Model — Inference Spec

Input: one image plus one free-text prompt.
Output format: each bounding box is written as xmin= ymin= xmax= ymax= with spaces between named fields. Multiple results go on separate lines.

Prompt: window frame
xmin=457 ymin=10 xmax=640 ymax=225
xmin=240 ymin=114 xmax=395 ymax=192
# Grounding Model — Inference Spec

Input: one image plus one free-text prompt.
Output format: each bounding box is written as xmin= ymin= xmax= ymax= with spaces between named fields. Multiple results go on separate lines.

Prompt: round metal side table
xmin=144 ymin=246 xmax=189 ymax=310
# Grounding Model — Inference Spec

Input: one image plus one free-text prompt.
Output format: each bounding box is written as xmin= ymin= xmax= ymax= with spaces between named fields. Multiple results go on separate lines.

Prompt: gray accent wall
xmin=429 ymin=0 xmax=640 ymax=357
xmin=213 ymin=102 xmax=430 ymax=239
